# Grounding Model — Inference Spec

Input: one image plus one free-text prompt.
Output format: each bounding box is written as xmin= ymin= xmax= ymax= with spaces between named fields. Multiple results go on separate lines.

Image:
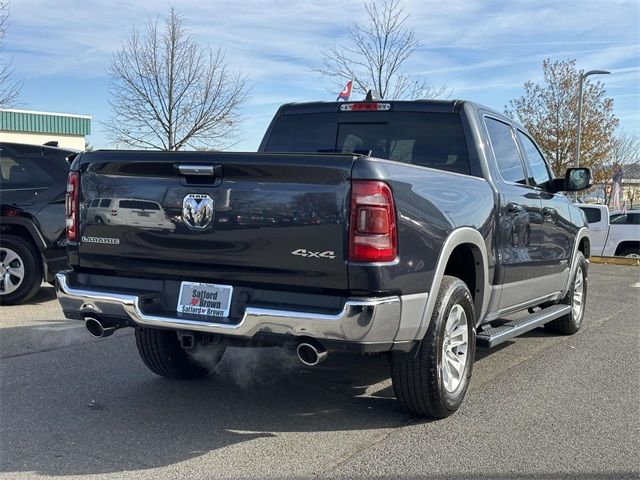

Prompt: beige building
xmin=0 ymin=108 xmax=91 ymax=150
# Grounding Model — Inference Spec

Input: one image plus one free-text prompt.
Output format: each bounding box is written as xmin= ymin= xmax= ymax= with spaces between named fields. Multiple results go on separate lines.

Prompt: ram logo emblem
xmin=182 ymin=194 xmax=214 ymax=230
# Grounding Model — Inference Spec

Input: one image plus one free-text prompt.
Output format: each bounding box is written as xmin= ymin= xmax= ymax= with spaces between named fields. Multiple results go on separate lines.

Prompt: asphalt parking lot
xmin=0 ymin=263 xmax=638 ymax=480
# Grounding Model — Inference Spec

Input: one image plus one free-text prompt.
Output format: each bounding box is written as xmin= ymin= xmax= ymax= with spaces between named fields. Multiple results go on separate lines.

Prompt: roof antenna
xmin=365 ymin=89 xmax=380 ymax=101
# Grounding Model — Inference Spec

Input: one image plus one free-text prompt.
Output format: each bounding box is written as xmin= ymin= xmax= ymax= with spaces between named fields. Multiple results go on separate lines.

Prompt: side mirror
xmin=564 ymin=167 xmax=592 ymax=191
xmin=548 ymin=167 xmax=592 ymax=193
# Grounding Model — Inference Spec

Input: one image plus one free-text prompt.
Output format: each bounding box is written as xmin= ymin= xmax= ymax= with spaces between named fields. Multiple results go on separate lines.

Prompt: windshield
xmin=265 ymin=111 xmax=471 ymax=175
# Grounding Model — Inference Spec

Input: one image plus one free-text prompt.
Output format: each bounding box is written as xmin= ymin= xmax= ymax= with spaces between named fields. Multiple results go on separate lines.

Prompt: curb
xmin=590 ymin=256 xmax=640 ymax=266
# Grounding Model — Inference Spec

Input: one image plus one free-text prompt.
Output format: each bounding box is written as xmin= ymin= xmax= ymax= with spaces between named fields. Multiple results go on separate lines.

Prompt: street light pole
xmin=574 ymin=69 xmax=610 ymax=201
xmin=575 ymin=69 xmax=611 ymax=169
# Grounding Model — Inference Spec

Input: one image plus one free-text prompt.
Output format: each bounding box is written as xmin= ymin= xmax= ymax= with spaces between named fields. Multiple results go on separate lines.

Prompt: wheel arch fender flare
xmin=414 ymin=227 xmax=490 ymax=342
xmin=0 ymin=217 xmax=48 ymax=252
xmin=561 ymin=226 xmax=590 ymax=298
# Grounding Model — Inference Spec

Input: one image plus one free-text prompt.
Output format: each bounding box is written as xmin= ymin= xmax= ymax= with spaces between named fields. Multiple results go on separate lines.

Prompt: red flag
xmin=337 ymin=80 xmax=353 ymax=101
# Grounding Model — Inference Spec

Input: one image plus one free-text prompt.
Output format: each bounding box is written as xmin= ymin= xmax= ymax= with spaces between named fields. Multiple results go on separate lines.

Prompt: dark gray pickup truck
xmin=57 ymin=100 xmax=592 ymax=418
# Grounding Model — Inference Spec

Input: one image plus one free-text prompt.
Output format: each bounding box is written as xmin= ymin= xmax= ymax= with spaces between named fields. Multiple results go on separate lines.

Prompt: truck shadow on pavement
xmin=31 ymin=284 xmax=58 ymax=302
xmin=0 ymin=332 xmax=414 ymax=477
xmin=0 ymin=324 xmax=568 ymax=478
xmin=6 ymin=284 xmax=57 ymax=306
xmin=2 ymin=319 xmax=635 ymax=480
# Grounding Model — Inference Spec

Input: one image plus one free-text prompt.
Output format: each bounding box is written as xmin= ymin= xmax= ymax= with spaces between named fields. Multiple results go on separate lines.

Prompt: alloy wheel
xmin=572 ymin=266 xmax=584 ymax=321
xmin=441 ymin=303 xmax=469 ymax=393
xmin=0 ymin=247 xmax=25 ymax=296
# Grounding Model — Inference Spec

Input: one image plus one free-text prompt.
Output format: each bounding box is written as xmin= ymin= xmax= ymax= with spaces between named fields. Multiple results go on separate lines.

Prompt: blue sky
xmin=4 ymin=0 xmax=639 ymax=150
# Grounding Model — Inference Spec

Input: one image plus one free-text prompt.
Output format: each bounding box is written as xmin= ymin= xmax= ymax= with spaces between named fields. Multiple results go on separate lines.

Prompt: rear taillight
xmin=65 ymin=171 xmax=80 ymax=241
xmin=349 ymin=180 xmax=397 ymax=262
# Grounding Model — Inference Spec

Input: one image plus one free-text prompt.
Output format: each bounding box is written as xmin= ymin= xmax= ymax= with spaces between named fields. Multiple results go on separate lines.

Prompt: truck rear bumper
xmin=56 ymin=272 xmax=420 ymax=352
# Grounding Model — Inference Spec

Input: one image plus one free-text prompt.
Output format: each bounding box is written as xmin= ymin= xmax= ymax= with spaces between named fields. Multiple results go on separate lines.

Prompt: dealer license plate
xmin=177 ymin=281 xmax=233 ymax=318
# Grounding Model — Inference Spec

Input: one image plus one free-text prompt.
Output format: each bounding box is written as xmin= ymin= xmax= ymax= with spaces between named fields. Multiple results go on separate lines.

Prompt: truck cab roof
xmin=276 ymin=99 xmax=516 ymax=123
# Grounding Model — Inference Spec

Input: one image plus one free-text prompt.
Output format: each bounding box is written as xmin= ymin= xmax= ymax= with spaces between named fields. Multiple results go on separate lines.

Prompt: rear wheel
xmin=135 ymin=327 xmax=225 ymax=379
xmin=620 ymin=248 xmax=640 ymax=259
xmin=390 ymin=276 xmax=475 ymax=418
xmin=0 ymin=235 xmax=42 ymax=305
xmin=545 ymin=252 xmax=588 ymax=335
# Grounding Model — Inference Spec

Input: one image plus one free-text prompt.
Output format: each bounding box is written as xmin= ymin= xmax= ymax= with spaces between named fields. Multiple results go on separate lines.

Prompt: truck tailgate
xmin=76 ymin=152 xmax=353 ymax=291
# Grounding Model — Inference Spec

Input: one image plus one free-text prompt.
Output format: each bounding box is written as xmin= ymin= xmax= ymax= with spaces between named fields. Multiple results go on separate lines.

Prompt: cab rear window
xmin=265 ymin=112 xmax=470 ymax=175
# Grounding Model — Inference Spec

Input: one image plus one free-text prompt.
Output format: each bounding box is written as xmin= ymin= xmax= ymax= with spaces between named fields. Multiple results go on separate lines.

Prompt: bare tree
xmin=505 ymin=59 xmax=618 ymax=177
xmin=314 ymin=0 xmax=446 ymax=100
xmin=594 ymin=131 xmax=639 ymax=185
xmin=595 ymin=132 xmax=639 ymax=205
xmin=0 ymin=1 xmax=21 ymax=108
xmin=106 ymin=8 xmax=248 ymax=151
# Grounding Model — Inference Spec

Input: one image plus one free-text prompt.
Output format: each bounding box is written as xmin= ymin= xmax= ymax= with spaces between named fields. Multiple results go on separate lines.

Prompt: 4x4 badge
xmin=182 ymin=194 xmax=214 ymax=230
xmin=291 ymin=249 xmax=336 ymax=259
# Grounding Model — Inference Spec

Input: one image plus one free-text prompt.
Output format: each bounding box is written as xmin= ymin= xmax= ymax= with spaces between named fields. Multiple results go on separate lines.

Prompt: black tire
xmin=95 ymin=217 xmax=104 ymax=225
xmin=545 ymin=252 xmax=588 ymax=335
xmin=0 ymin=235 xmax=42 ymax=305
xmin=134 ymin=327 xmax=225 ymax=379
xmin=390 ymin=275 xmax=476 ymax=418
xmin=620 ymin=248 xmax=640 ymax=259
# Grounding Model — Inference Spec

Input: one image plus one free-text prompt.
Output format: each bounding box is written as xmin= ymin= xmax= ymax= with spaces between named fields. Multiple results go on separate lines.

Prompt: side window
xmin=1 ymin=150 xmax=33 ymax=187
xmin=484 ymin=118 xmax=526 ymax=185
xmin=517 ymin=131 xmax=552 ymax=188
xmin=118 ymin=200 xmax=160 ymax=210
xmin=612 ymin=213 xmax=640 ymax=225
xmin=628 ymin=214 xmax=640 ymax=225
xmin=99 ymin=199 xmax=111 ymax=208
xmin=580 ymin=207 xmax=601 ymax=224
xmin=0 ymin=149 xmax=53 ymax=188
xmin=91 ymin=199 xmax=100 ymax=208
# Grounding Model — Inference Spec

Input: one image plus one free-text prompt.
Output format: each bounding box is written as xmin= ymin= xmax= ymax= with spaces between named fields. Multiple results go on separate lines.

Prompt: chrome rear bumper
xmin=56 ymin=272 xmax=415 ymax=349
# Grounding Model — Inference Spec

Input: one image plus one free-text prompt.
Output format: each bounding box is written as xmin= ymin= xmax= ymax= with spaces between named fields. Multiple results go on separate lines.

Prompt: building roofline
xmin=0 ymin=108 xmax=91 ymax=120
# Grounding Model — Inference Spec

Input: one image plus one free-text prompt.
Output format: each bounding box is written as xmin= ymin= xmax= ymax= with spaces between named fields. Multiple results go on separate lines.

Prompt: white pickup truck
xmin=578 ymin=205 xmax=640 ymax=258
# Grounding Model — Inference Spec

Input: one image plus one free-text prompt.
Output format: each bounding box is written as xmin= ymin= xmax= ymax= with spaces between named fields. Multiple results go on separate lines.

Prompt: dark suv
xmin=0 ymin=142 xmax=76 ymax=304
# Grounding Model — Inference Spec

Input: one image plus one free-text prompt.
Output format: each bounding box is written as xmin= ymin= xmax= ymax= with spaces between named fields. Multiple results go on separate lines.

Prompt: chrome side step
xmin=476 ymin=304 xmax=572 ymax=348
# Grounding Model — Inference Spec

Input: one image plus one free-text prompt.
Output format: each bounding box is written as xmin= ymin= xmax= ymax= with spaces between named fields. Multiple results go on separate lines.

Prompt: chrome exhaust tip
xmin=85 ymin=317 xmax=115 ymax=338
xmin=296 ymin=342 xmax=328 ymax=367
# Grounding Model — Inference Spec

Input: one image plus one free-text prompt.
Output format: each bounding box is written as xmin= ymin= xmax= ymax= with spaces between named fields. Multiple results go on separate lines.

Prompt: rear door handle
xmin=506 ymin=203 xmax=523 ymax=213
